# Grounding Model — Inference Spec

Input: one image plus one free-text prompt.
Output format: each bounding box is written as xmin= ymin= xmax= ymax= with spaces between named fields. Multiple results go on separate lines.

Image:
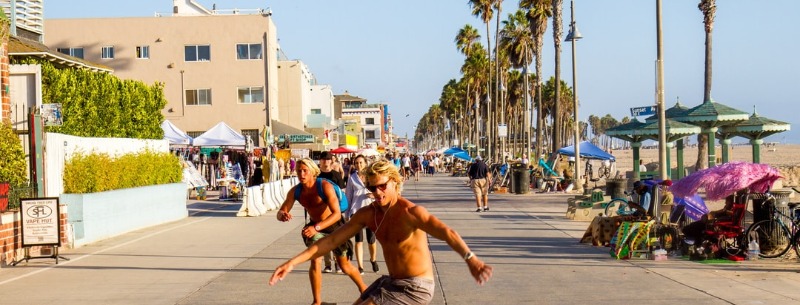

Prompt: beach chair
xmin=538 ymin=155 xmax=564 ymax=192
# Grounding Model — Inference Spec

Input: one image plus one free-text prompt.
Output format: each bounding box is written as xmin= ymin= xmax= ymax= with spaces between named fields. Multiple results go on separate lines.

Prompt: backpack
xmin=294 ymin=177 xmax=349 ymax=213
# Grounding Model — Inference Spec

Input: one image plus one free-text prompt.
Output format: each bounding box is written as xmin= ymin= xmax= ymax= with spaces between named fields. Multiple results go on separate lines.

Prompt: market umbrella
xmin=673 ymin=194 xmax=708 ymax=221
xmin=451 ymin=151 xmax=472 ymax=162
xmin=671 ymin=162 xmax=782 ymax=201
xmin=443 ymin=147 xmax=467 ymax=156
xmin=356 ymin=148 xmax=381 ymax=157
xmin=330 ymin=146 xmax=356 ymax=154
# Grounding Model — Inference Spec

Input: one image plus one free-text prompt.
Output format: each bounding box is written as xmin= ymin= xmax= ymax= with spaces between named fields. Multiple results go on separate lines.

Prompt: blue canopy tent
xmin=443 ymin=147 xmax=472 ymax=162
xmin=557 ymin=141 xmax=615 ymax=161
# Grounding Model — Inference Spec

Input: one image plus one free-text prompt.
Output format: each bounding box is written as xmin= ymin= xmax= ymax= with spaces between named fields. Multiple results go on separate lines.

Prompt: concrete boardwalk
xmin=2 ymin=175 xmax=800 ymax=304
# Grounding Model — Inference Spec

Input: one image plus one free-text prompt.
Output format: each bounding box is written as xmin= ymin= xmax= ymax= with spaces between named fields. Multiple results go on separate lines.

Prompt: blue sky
xmin=45 ymin=1 xmax=799 ymax=144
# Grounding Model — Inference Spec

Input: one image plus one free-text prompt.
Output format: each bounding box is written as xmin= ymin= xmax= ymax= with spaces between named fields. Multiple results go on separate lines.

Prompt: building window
xmin=311 ymin=109 xmax=322 ymax=114
xmin=57 ymin=47 xmax=84 ymax=59
xmin=237 ymin=87 xmax=264 ymax=104
xmin=185 ymin=45 xmax=211 ymax=62
xmin=136 ymin=46 xmax=149 ymax=59
xmin=365 ymin=118 xmax=375 ymax=125
xmin=365 ymin=130 xmax=376 ymax=139
xmin=101 ymin=46 xmax=115 ymax=59
xmin=236 ymin=43 xmax=262 ymax=60
xmin=241 ymin=129 xmax=260 ymax=147
xmin=186 ymin=89 xmax=212 ymax=105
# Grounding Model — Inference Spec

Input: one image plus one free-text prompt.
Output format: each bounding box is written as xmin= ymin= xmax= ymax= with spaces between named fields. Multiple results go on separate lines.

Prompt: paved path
xmin=2 ymin=175 xmax=800 ymax=304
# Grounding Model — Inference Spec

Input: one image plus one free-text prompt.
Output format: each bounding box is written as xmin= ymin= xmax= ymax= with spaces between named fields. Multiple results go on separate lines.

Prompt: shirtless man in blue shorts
xmin=270 ymin=159 xmax=492 ymax=304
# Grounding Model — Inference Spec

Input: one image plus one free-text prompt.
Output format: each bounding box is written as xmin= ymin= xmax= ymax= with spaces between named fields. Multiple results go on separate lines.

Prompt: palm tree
xmin=455 ymin=25 xmax=481 ymax=152
xmin=469 ymin=0 xmax=496 ymax=158
xmin=551 ymin=0 xmax=564 ymax=153
xmin=695 ymin=0 xmax=716 ymax=170
xmin=500 ymin=9 xmax=534 ymax=160
xmin=462 ymin=46 xmax=490 ymax=155
xmin=521 ymin=0 xmax=550 ymax=160
xmin=505 ymin=69 xmax=525 ymax=156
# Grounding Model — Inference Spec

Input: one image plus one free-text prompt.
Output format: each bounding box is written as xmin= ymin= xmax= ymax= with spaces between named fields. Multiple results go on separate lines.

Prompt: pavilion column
xmin=720 ymin=138 xmax=732 ymax=164
xmin=705 ymin=127 xmax=719 ymax=167
xmin=665 ymin=141 xmax=674 ymax=180
xmin=750 ymin=138 xmax=763 ymax=164
xmin=632 ymin=141 xmax=642 ymax=180
xmin=676 ymin=139 xmax=685 ymax=179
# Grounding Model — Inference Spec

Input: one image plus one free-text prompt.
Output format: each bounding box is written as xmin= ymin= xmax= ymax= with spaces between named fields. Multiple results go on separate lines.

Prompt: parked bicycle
xmin=597 ymin=160 xmax=612 ymax=179
xmin=745 ymin=188 xmax=800 ymax=258
xmin=604 ymin=191 xmax=636 ymax=217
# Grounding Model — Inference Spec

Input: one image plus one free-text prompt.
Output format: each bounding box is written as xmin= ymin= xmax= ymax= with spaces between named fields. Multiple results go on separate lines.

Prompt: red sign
xmin=0 ymin=183 xmax=8 ymax=211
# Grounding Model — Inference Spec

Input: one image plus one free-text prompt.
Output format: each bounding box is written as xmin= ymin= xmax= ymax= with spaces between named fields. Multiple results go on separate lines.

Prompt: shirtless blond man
xmin=270 ymin=160 xmax=492 ymax=304
xmin=275 ymin=158 xmax=366 ymax=305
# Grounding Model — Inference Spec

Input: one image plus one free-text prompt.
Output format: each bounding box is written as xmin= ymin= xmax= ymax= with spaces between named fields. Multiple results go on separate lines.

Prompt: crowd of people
xmin=269 ymin=151 xmax=493 ymax=305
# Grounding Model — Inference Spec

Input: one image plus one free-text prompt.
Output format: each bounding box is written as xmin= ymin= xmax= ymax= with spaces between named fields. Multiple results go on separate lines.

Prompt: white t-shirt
xmin=402 ymin=156 xmax=411 ymax=167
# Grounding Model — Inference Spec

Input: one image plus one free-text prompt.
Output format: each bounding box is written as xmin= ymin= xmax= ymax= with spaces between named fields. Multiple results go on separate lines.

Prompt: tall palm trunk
xmin=551 ymin=0 xmax=563 ymax=153
xmin=695 ymin=0 xmax=716 ymax=170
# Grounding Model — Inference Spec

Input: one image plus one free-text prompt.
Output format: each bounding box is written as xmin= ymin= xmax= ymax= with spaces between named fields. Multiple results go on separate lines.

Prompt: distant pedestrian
xmin=468 ymin=155 xmax=490 ymax=212
xmin=274 ymin=158 xmax=366 ymax=305
xmin=270 ymin=159 xmax=492 ymax=304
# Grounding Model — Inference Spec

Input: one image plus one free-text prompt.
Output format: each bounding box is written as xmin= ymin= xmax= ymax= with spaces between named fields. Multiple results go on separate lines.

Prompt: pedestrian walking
xmin=467 ymin=155 xmax=490 ymax=212
xmin=274 ymin=158 xmax=366 ymax=305
xmin=270 ymin=159 xmax=492 ymax=304
xmin=345 ymin=155 xmax=380 ymax=274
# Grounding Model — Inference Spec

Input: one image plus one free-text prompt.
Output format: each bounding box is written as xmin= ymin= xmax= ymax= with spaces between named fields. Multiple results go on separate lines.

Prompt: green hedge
xmin=11 ymin=58 xmax=166 ymax=139
xmin=0 ymin=121 xmax=27 ymax=187
xmin=63 ymin=151 xmax=182 ymax=194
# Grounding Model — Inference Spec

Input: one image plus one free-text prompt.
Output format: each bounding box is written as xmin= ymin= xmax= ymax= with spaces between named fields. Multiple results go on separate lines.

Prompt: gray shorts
xmin=360 ymin=275 xmax=435 ymax=305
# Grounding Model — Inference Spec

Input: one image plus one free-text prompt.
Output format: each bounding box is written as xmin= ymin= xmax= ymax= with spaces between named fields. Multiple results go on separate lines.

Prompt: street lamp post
xmin=566 ymin=0 xmax=583 ymax=193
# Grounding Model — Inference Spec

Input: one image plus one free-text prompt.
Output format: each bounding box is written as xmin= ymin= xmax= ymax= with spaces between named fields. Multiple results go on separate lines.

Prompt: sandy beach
xmin=603 ymin=143 xmax=800 ymax=187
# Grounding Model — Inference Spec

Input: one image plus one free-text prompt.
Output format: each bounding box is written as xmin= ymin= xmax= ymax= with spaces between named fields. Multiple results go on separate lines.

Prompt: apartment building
xmin=44 ymin=1 xmax=279 ymax=146
xmin=335 ymin=91 xmax=390 ymax=149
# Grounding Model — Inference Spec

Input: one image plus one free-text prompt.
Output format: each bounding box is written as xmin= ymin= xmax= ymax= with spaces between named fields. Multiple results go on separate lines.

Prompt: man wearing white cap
xmin=467 ymin=155 xmax=490 ymax=212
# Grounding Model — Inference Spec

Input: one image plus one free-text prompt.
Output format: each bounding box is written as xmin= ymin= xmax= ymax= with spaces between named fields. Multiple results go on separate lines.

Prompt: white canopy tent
xmin=161 ymin=120 xmax=192 ymax=145
xmin=192 ymin=122 xmax=246 ymax=147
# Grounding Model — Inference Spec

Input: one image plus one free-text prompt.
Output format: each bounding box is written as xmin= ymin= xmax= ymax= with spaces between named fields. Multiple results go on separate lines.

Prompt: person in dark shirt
xmin=319 ymin=151 xmax=346 ymax=189
xmin=467 ymin=156 xmax=490 ymax=212
xmin=318 ymin=151 xmax=346 ymax=273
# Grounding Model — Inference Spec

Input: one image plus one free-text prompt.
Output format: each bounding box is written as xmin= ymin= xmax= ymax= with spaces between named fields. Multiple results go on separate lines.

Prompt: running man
xmin=270 ymin=160 xmax=492 ymax=304
xmin=275 ymin=158 xmax=366 ymax=305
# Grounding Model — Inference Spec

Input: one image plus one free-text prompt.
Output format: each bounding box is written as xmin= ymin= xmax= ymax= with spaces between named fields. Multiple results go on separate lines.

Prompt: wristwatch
xmin=464 ymin=252 xmax=475 ymax=261
xmin=314 ymin=225 xmax=321 ymax=231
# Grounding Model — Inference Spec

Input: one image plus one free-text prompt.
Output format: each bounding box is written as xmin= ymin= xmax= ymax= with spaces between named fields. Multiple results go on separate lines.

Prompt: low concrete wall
xmin=60 ymin=183 xmax=187 ymax=248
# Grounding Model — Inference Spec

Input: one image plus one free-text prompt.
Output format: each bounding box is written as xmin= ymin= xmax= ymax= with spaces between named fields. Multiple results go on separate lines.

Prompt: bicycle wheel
xmin=746 ymin=220 xmax=791 ymax=258
xmin=604 ymin=199 xmax=631 ymax=217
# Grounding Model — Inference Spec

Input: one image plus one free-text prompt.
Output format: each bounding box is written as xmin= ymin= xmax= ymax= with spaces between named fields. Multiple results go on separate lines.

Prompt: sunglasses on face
xmin=367 ymin=181 xmax=390 ymax=193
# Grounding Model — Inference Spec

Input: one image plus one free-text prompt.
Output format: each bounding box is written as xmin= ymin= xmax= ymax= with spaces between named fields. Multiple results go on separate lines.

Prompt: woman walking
xmin=345 ymin=155 xmax=380 ymax=274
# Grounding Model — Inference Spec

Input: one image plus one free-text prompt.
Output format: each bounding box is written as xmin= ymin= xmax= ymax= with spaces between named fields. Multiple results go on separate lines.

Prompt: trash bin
xmin=513 ymin=165 xmax=530 ymax=194
xmin=752 ymin=190 xmax=792 ymax=224
xmin=605 ymin=178 xmax=627 ymax=199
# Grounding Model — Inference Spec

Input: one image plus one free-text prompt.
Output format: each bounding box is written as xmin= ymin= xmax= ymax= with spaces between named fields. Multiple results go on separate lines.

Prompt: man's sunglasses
xmin=367 ymin=182 xmax=390 ymax=193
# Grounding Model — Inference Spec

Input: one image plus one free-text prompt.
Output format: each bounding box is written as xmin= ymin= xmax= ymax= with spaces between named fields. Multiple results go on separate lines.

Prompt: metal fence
xmin=3 ymin=183 xmax=36 ymax=212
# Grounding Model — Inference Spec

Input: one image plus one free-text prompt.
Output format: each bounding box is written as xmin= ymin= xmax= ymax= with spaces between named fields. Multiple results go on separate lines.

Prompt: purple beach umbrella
xmin=671 ymin=162 xmax=783 ymax=201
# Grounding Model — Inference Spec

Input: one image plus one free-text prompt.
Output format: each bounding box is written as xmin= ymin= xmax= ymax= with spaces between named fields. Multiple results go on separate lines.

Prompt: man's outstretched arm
xmin=410 ymin=205 xmax=493 ymax=285
xmin=269 ymin=214 xmax=365 ymax=285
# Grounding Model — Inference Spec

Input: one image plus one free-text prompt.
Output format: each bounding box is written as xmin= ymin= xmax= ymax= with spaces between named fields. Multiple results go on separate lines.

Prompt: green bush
xmin=0 ymin=121 xmax=28 ymax=187
xmin=63 ymin=150 xmax=182 ymax=194
xmin=11 ymin=58 xmax=166 ymax=139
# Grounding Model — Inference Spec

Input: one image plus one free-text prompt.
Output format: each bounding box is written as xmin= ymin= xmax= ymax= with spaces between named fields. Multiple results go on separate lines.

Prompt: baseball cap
xmin=633 ymin=181 xmax=644 ymax=189
xmin=320 ymin=151 xmax=333 ymax=160
xmin=475 ymin=155 xmax=483 ymax=161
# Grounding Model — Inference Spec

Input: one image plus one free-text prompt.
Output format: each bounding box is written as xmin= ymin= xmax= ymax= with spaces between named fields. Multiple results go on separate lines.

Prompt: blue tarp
xmin=442 ymin=147 xmax=472 ymax=162
xmin=557 ymin=141 xmax=615 ymax=161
